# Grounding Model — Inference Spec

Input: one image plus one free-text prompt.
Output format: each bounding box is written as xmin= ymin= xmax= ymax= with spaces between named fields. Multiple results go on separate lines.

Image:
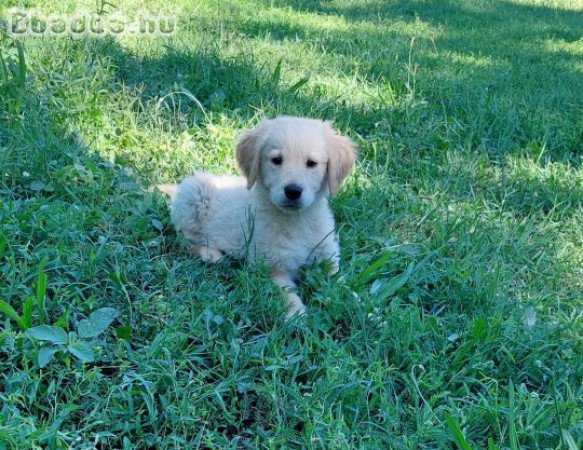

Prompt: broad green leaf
xmin=38 ymin=345 xmax=60 ymax=368
xmin=115 ymin=325 xmax=132 ymax=340
xmin=28 ymin=180 xmax=46 ymax=191
xmin=353 ymin=251 xmax=393 ymax=286
xmin=68 ymin=341 xmax=95 ymax=363
xmin=77 ymin=307 xmax=119 ymax=338
xmin=372 ymin=263 xmax=416 ymax=300
xmin=26 ymin=325 xmax=68 ymax=344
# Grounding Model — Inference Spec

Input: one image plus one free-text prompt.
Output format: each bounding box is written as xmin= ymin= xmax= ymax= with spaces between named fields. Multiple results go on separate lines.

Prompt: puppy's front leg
xmin=188 ymin=245 xmax=224 ymax=263
xmin=271 ymin=270 xmax=306 ymax=319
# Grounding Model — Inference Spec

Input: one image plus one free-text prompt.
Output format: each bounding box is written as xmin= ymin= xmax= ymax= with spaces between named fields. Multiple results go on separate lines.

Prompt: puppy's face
xmin=236 ymin=117 xmax=355 ymax=212
xmin=259 ymin=126 xmax=329 ymax=211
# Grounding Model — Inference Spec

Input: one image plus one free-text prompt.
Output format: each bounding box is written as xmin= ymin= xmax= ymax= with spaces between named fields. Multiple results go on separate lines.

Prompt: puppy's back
xmin=171 ymin=172 xmax=251 ymax=254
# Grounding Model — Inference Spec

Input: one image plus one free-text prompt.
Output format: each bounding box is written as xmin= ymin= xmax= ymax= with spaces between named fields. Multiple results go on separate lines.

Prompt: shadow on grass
xmin=91 ymin=37 xmax=288 ymax=120
xmin=0 ymin=47 xmax=179 ymax=329
xmin=233 ymin=0 xmax=583 ymax=160
xmin=278 ymin=0 xmax=583 ymax=30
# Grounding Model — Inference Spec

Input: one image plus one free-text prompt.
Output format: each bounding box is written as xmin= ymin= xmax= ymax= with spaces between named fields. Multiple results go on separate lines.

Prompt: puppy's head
xmin=236 ymin=116 xmax=355 ymax=212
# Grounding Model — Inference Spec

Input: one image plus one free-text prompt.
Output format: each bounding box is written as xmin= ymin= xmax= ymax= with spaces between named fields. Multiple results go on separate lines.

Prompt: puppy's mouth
xmin=277 ymin=200 xmax=304 ymax=211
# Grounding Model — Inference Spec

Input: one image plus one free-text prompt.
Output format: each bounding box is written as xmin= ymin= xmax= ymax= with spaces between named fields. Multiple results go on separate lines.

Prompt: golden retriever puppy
xmin=163 ymin=116 xmax=355 ymax=318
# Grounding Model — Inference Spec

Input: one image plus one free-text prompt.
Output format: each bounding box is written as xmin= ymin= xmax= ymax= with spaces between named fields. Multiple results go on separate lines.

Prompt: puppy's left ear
xmin=325 ymin=123 xmax=356 ymax=196
xmin=236 ymin=126 xmax=262 ymax=189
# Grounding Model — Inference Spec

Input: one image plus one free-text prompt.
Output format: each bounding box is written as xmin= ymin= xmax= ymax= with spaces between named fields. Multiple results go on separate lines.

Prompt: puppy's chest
xmin=253 ymin=212 xmax=332 ymax=262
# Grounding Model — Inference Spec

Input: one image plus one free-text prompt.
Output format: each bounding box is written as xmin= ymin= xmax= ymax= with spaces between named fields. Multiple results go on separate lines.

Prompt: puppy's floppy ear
xmin=325 ymin=123 xmax=356 ymax=196
xmin=236 ymin=126 xmax=262 ymax=189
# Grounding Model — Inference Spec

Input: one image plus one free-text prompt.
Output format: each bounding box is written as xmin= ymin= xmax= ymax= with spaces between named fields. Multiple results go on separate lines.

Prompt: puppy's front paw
xmin=329 ymin=262 xmax=339 ymax=275
xmin=285 ymin=292 xmax=307 ymax=320
xmin=189 ymin=245 xmax=224 ymax=263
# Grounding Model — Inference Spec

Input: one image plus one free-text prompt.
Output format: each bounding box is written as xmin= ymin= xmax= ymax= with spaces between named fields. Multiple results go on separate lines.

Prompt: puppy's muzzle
xmin=284 ymin=184 xmax=303 ymax=201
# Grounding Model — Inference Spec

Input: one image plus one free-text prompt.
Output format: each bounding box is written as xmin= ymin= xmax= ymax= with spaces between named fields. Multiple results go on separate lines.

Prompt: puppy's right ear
xmin=325 ymin=124 xmax=356 ymax=196
xmin=236 ymin=127 xmax=262 ymax=189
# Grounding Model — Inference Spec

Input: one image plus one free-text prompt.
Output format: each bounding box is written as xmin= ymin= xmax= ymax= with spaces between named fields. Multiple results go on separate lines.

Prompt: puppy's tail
xmin=166 ymin=174 xmax=216 ymax=241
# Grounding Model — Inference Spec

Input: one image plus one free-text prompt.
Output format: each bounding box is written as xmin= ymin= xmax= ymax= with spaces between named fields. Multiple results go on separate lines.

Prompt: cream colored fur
xmin=164 ymin=116 xmax=355 ymax=318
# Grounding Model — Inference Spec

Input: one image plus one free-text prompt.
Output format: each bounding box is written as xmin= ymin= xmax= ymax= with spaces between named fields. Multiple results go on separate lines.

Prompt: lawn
xmin=1 ymin=0 xmax=582 ymax=448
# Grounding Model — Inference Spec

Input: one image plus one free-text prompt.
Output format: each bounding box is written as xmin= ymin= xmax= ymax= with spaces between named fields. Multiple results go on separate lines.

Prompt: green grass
xmin=1 ymin=0 xmax=582 ymax=448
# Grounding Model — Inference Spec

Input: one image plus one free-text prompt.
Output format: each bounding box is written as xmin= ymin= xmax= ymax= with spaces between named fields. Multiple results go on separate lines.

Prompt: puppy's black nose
xmin=284 ymin=184 xmax=303 ymax=201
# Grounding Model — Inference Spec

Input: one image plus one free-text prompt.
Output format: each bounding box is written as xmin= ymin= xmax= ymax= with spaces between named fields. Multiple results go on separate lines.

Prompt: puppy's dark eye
xmin=306 ymin=159 xmax=318 ymax=168
xmin=271 ymin=156 xmax=283 ymax=165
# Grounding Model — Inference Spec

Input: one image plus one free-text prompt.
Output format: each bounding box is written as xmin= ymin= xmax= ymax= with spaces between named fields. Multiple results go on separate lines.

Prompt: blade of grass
xmin=561 ymin=430 xmax=578 ymax=450
xmin=453 ymin=319 xmax=487 ymax=368
xmin=0 ymin=299 xmax=26 ymax=330
xmin=508 ymin=380 xmax=519 ymax=450
xmin=0 ymin=49 xmax=8 ymax=82
xmin=0 ymin=234 xmax=7 ymax=260
xmin=353 ymin=251 xmax=393 ymax=286
xmin=374 ymin=262 xmax=416 ymax=300
xmin=16 ymin=41 xmax=26 ymax=88
xmin=36 ymin=267 xmax=47 ymax=323
xmin=271 ymin=57 xmax=283 ymax=84
xmin=22 ymin=297 xmax=34 ymax=329
xmin=288 ymin=71 xmax=310 ymax=94
xmin=445 ymin=413 xmax=473 ymax=450
xmin=487 ymin=438 xmax=500 ymax=450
